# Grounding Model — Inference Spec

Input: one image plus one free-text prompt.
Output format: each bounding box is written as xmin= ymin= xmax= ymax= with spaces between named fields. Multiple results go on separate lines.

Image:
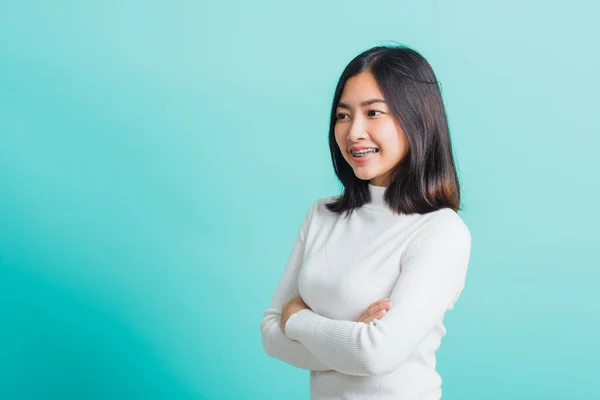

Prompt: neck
xmin=367 ymin=182 xmax=387 ymax=207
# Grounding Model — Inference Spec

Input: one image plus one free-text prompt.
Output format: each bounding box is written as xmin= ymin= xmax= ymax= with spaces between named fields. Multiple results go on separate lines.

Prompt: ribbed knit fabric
xmin=260 ymin=184 xmax=472 ymax=399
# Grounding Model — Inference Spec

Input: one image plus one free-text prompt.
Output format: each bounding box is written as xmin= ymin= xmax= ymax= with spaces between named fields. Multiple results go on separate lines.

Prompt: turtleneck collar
xmin=367 ymin=183 xmax=387 ymax=207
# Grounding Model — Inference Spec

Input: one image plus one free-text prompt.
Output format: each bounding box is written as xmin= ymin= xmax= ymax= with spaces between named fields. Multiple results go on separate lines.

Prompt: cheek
xmin=378 ymin=132 xmax=408 ymax=158
xmin=334 ymin=125 xmax=347 ymax=147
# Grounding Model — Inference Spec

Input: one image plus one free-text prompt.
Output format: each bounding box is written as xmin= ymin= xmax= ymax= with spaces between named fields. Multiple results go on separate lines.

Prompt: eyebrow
xmin=337 ymin=98 xmax=386 ymax=109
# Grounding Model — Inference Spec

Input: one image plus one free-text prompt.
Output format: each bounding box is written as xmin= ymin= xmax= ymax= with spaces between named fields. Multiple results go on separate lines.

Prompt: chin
xmin=352 ymin=170 xmax=377 ymax=181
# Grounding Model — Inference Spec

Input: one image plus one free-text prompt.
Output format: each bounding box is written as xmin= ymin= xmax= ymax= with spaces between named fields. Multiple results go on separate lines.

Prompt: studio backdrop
xmin=1 ymin=1 xmax=598 ymax=399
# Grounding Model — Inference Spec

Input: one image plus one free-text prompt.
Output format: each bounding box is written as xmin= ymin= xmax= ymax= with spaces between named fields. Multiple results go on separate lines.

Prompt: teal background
xmin=1 ymin=1 xmax=598 ymax=399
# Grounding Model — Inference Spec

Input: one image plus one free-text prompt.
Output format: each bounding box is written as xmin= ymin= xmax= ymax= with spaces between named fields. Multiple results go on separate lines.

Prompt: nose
xmin=346 ymin=119 xmax=368 ymax=142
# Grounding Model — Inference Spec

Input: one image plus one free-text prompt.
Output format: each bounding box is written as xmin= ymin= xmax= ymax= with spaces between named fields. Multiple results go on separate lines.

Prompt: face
xmin=334 ymin=71 xmax=409 ymax=187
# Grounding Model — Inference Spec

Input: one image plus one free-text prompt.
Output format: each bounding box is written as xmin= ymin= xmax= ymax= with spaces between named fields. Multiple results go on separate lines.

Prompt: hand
xmin=355 ymin=298 xmax=392 ymax=324
xmin=281 ymin=295 xmax=310 ymax=334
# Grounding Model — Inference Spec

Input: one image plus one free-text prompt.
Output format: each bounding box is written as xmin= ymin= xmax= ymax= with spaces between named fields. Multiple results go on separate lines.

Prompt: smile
xmin=351 ymin=149 xmax=379 ymax=163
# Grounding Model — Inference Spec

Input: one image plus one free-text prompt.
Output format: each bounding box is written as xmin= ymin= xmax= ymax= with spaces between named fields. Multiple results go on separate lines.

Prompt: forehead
xmin=339 ymin=72 xmax=384 ymax=102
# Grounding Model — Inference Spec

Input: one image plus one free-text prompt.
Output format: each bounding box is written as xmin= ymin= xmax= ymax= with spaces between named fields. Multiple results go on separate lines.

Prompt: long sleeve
xmin=284 ymin=214 xmax=472 ymax=376
xmin=260 ymin=201 xmax=333 ymax=371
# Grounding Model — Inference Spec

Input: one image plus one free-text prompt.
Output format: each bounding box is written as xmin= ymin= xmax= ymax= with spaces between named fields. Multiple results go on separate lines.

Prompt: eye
xmin=367 ymin=110 xmax=383 ymax=117
xmin=336 ymin=112 xmax=349 ymax=120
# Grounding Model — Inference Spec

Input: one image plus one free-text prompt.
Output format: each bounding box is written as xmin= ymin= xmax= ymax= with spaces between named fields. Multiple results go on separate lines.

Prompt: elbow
xmin=261 ymin=330 xmax=281 ymax=360
xmin=260 ymin=314 xmax=282 ymax=359
xmin=352 ymin=325 xmax=409 ymax=376
xmin=260 ymin=319 xmax=274 ymax=358
xmin=261 ymin=336 xmax=275 ymax=359
xmin=260 ymin=329 xmax=271 ymax=356
xmin=362 ymin=342 xmax=412 ymax=376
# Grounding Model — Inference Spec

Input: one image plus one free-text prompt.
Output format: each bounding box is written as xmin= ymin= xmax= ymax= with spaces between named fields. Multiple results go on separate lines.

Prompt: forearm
xmin=261 ymin=309 xmax=333 ymax=371
xmin=284 ymin=309 xmax=384 ymax=376
xmin=285 ymin=291 xmax=467 ymax=376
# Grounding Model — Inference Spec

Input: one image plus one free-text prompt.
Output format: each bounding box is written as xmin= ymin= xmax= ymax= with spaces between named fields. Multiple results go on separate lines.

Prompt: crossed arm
xmin=259 ymin=202 xmax=333 ymax=371
xmin=260 ymin=205 xmax=472 ymax=376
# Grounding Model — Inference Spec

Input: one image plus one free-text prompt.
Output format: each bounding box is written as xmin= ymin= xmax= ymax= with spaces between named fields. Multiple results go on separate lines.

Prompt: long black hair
xmin=325 ymin=44 xmax=463 ymax=217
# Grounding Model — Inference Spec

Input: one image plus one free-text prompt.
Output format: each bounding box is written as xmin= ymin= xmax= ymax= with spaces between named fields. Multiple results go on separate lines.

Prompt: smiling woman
xmin=334 ymin=72 xmax=410 ymax=186
xmin=327 ymin=45 xmax=461 ymax=216
xmin=260 ymin=44 xmax=472 ymax=400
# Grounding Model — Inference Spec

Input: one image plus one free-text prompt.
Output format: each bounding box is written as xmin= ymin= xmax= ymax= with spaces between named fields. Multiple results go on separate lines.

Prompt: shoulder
xmin=298 ymin=195 xmax=338 ymax=227
xmin=307 ymin=195 xmax=340 ymax=215
xmin=425 ymin=208 xmax=470 ymax=236
xmin=411 ymin=208 xmax=472 ymax=249
xmin=401 ymin=208 xmax=472 ymax=268
xmin=299 ymin=195 xmax=340 ymax=230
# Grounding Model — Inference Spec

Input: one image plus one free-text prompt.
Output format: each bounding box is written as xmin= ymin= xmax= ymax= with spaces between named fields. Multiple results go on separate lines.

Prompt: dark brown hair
xmin=325 ymin=44 xmax=463 ymax=217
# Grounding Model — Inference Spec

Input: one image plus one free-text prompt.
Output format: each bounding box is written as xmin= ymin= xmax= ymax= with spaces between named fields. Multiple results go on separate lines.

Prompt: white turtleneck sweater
xmin=260 ymin=184 xmax=472 ymax=400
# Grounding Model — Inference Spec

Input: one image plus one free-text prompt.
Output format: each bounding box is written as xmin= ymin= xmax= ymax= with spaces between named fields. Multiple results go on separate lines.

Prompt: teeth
xmin=351 ymin=148 xmax=378 ymax=156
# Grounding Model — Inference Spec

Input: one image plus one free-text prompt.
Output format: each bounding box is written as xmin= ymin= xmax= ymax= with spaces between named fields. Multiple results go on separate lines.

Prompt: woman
xmin=260 ymin=44 xmax=472 ymax=400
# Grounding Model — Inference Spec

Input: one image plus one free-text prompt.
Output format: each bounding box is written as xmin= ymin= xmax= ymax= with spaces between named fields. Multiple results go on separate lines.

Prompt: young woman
xmin=260 ymin=44 xmax=472 ymax=400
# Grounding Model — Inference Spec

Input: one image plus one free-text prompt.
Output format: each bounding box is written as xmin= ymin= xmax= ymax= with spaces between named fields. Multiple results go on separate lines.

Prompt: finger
xmin=364 ymin=309 xmax=388 ymax=324
xmin=356 ymin=308 xmax=377 ymax=323
xmin=355 ymin=311 xmax=368 ymax=323
xmin=367 ymin=300 xmax=392 ymax=316
xmin=363 ymin=310 xmax=387 ymax=324
xmin=369 ymin=298 xmax=391 ymax=308
xmin=357 ymin=300 xmax=392 ymax=323
xmin=376 ymin=301 xmax=392 ymax=312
